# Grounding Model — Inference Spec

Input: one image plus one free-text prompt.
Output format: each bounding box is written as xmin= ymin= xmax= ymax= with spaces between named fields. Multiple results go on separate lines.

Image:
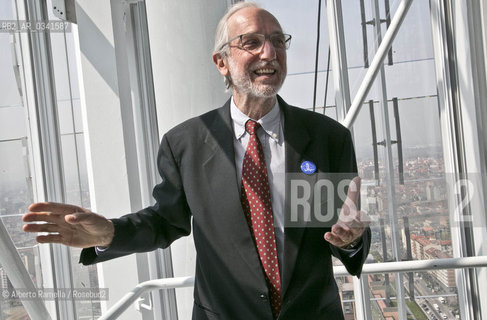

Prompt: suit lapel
xmin=279 ymin=97 xmax=312 ymax=297
xmin=201 ymin=100 xmax=267 ymax=282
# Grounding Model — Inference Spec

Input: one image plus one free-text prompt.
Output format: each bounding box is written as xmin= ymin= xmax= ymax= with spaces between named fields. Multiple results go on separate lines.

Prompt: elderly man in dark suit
xmin=23 ymin=2 xmax=370 ymax=319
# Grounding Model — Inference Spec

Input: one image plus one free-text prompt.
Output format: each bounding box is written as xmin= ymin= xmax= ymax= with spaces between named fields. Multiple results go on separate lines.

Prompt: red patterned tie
xmin=240 ymin=119 xmax=282 ymax=318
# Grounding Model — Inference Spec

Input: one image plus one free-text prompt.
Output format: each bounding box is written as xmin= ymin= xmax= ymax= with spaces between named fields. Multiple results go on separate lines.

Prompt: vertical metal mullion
xmin=403 ymin=216 xmax=414 ymax=301
xmin=384 ymin=0 xmax=394 ymax=65
xmin=448 ymin=0 xmax=484 ymax=318
xmin=352 ymin=274 xmax=372 ymax=319
xmin=380 ymin=218 xmax=391 ymax=304
xmin=392 ymin=98 xmax=404 ymax=185
xmin=444 ymin=7 xmax=477 ymax=314
xmin=129 ymin=2 xmax=178 ymax=319
xmin=429 ymin=0 xmax=477 ymax=319
xmin=326 ymin=0 xmax=367 ymax=315
xmin=369 ymin=0 xmax=406 ymax=318
xmin=462 ymin=0 xmax=487 ymax=318
xmin=312 ymin=0 xmax=323 ymax=112
xmin=132 ymin=2 xmax=159 ymax=191
xmin=13 ymin=0 xmax=55 ymax=317
xmin=326 ymin=0 xmax=352 ymax=121
xmin=24 ymin=0 xmax=76 ymax=319
xmin=369 ymin=100 xmax=380 ymax=182
xmin=360 ymin=0 xmax=370 ymax=68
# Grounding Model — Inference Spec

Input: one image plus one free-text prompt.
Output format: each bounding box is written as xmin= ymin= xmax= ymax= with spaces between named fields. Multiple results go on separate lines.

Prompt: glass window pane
xmin=344 ymin=0 xmax=459 ymax=318
xmin=253 ymin=0 xmax=469 ymax=319
xmin=1 ymin=1 xmax=100 ymax=318
xmin=46 ymin=1 xmax=101 ymax=316
xmin=365 ymin=271 xmax=461 ymax=319
xmin=0 ymin=1 xmax=38 ymax=316
xmin=259 ymin=0 xmax=333 ymax=113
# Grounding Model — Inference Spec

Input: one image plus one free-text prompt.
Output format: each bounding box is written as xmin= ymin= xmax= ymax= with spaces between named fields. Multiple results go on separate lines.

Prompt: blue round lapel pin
xmin=300 ymin=161 xmax=316 ymax=175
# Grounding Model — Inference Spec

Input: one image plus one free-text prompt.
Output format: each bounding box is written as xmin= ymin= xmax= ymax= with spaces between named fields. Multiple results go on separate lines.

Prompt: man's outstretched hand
xmin=324 ymin=176 xmax=370 ymax=248
xmin=23 ymin=202 xmax=114 ymax=249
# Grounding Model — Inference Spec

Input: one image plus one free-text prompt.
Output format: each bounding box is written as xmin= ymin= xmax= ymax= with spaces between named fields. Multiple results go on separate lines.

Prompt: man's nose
xmin=259 ymin=39 xmax=277 ymax=60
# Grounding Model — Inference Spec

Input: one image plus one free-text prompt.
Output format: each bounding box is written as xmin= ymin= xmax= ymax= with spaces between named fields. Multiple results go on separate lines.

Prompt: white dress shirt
xmin=230 ymin=97 xmax=286 ymax=266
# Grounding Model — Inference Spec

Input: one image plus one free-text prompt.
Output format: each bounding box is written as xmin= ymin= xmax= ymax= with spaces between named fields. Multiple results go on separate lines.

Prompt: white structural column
xmin=74 ymin=1 xmax=140 ymax=319
xmin=146 ymin=0 xmax=230 ymax=133
xmin=325 ymin=0 xmax=351 ymax=121
xmin=429 ymin=1 xmax=473 ymax=319
xmin=451 ymin=0 xmax=487 ymax=319
xmin=15 ymin=0 xmax=76 ymax=318
xmin=430 ymin=0 xmax=487 ymax=319
xmin=144 ymin=1 xmax=229 ymax=319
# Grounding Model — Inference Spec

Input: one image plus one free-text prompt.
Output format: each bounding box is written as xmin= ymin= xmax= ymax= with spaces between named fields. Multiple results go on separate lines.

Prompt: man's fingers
xmin=24 ymin=202 xmax=88 ymax=225
xmin=339 ymin=177 xmax=361 ymax=223
xmin=22 ymin=212 xmax=64 ymax=224
xmin=346 ymin=176 xmax=361 ymax=206
xmin=23 ymin=223 xmax=62 ymax=233
xmin=28 ymin=202 xmax=49 ymax=212
xmin=324 ymin=232 xmax=345 ymax=247
xmin=331 ymin=224 xmax=353 ymax=243
xmin=65 ymin=214 xmax=78 ymax=224
xmin=65 ymin=212 xmax=91 ymax=224
xmin=332 ymin=224 xmax=349 ymax=237
xmin=328 ymin=178 xmax=368 ymax=248
xmin=36 ymin=234 xmax=64 ymax=244
xmin=338 ymin=210 xmax=370 ymax=229
xmin=28 ymin=202 xmax=85 ymax=215
xmin=340 ymin=216 xmax=365 ymax=229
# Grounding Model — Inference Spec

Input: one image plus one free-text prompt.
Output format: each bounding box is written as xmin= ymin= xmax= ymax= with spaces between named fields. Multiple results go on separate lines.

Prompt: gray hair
xmin=213 ymin=2 xmax=262 ymax=89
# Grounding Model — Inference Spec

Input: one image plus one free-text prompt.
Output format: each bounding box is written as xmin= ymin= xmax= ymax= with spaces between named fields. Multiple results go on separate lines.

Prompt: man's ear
xmin=212 ymin=52 xmax=229 ymax=77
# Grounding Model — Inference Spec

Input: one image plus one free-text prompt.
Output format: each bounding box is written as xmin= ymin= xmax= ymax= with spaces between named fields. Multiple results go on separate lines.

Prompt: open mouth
xmin=254 ymin=68 xmax=276 ymax=75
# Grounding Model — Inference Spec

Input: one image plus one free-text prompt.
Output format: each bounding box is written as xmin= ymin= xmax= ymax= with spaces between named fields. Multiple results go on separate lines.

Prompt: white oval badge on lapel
xmin=300 ymin=161 xmax=316 ymax=175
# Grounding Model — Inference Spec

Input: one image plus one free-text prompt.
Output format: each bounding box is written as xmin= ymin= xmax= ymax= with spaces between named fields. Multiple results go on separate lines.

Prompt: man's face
xmin=224 ymin=8 xmax=287 ymax=98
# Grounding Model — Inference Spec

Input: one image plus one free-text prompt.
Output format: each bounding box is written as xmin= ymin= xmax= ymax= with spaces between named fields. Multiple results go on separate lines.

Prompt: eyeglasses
xmin=220 ymin=33 xmax=292 ymax=54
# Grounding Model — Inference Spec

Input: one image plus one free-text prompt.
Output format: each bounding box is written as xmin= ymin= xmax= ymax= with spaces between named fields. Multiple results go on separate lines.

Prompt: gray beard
xmin=233 ymin=78 xmax=280 ymax=98
xmin=228 ymin=59 xmax=284 ymax=98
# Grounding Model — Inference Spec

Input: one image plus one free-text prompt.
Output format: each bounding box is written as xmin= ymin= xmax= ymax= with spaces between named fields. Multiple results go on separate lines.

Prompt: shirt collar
xmin=230 ymin=97 xmax=281 ymax=142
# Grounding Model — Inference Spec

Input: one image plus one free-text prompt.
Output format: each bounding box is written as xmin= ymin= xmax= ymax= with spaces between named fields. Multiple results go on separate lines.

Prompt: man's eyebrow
xmin=244 ymin=30 xmax=285 ymax=35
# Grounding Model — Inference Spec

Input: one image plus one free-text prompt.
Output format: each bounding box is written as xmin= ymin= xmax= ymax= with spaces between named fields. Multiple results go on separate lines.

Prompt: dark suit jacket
xmin=80 ymin=96 xmax=371 ymax=319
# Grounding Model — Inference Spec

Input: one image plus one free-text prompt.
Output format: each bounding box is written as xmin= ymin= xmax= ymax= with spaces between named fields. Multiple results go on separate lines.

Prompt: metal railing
xmin=98 ymin=256 xmax=487 ymax=320
xmin=0 ymin=220 xmax=52 ymax=320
